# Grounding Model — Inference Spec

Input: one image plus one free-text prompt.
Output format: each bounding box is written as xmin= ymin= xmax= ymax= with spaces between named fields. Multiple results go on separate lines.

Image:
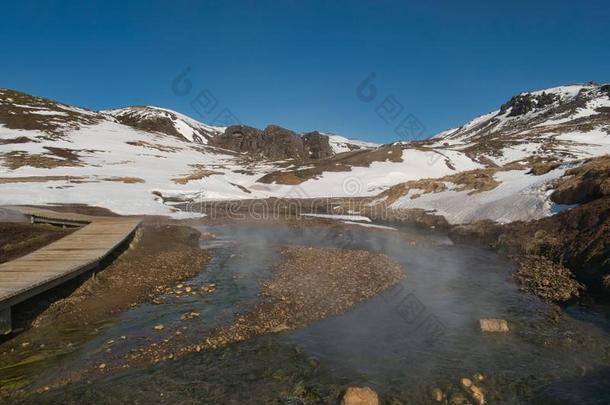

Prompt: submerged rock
xmin=340 ymin=386 xmax=379 ymax=405
xmin=448 ymin=392 xmax=468 ymax=404
xmin=431 ymin=387 xmax=444 ymax=402
xmin=479 ymin=318 xmax=509 ymax=333
xmin=469 ymin=384 xmax=485 ymax=405
xmin=180 ymin=312 xmax=200 ymax=320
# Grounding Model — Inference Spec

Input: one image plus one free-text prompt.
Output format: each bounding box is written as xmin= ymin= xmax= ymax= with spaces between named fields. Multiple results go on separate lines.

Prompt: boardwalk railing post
xmin=0 ymin=307 xmax=11 ymax=335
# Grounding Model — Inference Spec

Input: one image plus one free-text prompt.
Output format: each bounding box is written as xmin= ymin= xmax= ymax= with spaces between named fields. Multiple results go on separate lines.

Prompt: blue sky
xmin=1 ymin=0 xmax=609 ymax=143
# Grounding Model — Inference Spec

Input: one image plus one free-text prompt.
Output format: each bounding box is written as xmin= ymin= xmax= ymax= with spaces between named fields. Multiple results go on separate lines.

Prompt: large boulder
xmin=210 ymin=124 xmax=332 ymax=161
xmin=479 ymin=318 xmax=510 ymax=333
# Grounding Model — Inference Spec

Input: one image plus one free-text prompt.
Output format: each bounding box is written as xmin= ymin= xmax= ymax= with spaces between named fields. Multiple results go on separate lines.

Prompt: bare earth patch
xmin=0 ymin=222 xmax=74 ymax=264
xmin=379 ymin=162 xmax=527 ymax=205
xmin=0 ymin=136 xmax=33 ymax=145
xmin=101 ymin=176 xmax=145 ymax=184
xmin=527 ymin=160 xmax=561 ymax=175
xmin=0 ymin=176 xmax=87 ymax=184
xmin=172 ymin=169 xmax=222 ymax=184
xmin=0 ymin=176 xmax=144 ymax=185
xmin=126 ymin=140 xmax=183 ymax=153
xmin=43 ymin=147 xmax=82 ymax=162
xmin=0 ymin=151 xmax=83 ymax=170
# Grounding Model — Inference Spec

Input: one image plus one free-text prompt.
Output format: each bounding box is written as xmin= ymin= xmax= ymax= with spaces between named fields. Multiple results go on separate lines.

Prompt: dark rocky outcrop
xmin=210 ymin=124 xmax=333 ymax=161
xmin=302 ymin=131 xmax=332 ymax=159
xmin=210 ymin=125 xmax=305 ymax=160
xmin=499 ymin=91 xmax=559 ymax=117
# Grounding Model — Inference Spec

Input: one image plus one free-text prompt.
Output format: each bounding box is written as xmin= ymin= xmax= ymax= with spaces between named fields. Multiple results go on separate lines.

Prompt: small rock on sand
xmin=341 ymin=386 xmax=379 ymax=405
xmin=180 ymin=312 xmax=200 ymax=320
xmin=153 ymin=324 xmax=164 ymax=331
xmin=479 ymin=318 xmax=509 ymax=332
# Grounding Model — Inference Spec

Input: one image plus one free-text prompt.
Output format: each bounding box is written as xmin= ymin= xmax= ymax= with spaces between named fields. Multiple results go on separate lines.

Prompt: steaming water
xmin=2 ymin=222 xmax=610 ymax=404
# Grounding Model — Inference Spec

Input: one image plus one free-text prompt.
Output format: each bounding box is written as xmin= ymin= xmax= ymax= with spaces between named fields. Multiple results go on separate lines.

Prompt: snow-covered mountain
xmin=324 ymin=133 xmax=379 ymax=154
xmin=425 ymin=83 xmax=610 ymax=165
xmin=0 ymin=84 xmax=608 ymax=223
xmin=103 ymin=106 xmax=225 ymax=144
xmin=372 ymin=83 xmax=610 ymax=223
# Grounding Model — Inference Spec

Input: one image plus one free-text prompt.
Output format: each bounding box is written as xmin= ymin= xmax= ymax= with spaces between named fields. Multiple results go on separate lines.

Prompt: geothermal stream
xmin=2 ymin=222 xmax=610 ymax=404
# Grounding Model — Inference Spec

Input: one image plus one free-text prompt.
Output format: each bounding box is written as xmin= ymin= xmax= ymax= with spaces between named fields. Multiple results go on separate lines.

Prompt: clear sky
xmin=1 ymin=0 xmax=609 ymax=143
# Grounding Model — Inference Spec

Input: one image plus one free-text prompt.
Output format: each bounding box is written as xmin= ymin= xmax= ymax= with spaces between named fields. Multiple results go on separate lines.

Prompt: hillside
xmin=0 ymin=84 xmax=608 ymax=223
xmin=370 ymin=83 xmax=610 ymax=223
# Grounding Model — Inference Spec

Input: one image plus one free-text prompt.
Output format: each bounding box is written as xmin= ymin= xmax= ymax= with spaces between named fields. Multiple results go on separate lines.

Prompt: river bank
xmin=0 ymin=209 xmax=609 ymax=404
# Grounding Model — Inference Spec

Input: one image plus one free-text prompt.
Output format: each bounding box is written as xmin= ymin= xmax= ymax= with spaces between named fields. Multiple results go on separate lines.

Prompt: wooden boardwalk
xmin=0 ymin=207 xmax=141 ymax=334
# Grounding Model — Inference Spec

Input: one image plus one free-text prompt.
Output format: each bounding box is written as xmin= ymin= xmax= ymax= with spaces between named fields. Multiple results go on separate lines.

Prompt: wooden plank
xmin=0 ymin=208 xmax=141 ymax=317
xmin=0 ymin=273 xmax=65 ymax=281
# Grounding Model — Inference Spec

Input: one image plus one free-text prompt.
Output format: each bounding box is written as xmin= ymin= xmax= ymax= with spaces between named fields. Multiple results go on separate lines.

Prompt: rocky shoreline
xmin=196 ymin=246 xmax=404 ymax=350
xmin=0 ymin=220 xmax=210 ymax=398
xmin=93 ymin=245 xmax=403 ymax=371
xmin=0 ymin=161 xmax=608 ymax=401
xmin=450 ymin=156 xmax=609 ymax=302
xmin=23 ymin=222 xmax=209 ymax=329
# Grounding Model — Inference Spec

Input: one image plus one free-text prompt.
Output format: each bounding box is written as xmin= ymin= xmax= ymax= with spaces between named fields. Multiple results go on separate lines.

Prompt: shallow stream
xmin=1 ymin=221 xmax=610 ymax=404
